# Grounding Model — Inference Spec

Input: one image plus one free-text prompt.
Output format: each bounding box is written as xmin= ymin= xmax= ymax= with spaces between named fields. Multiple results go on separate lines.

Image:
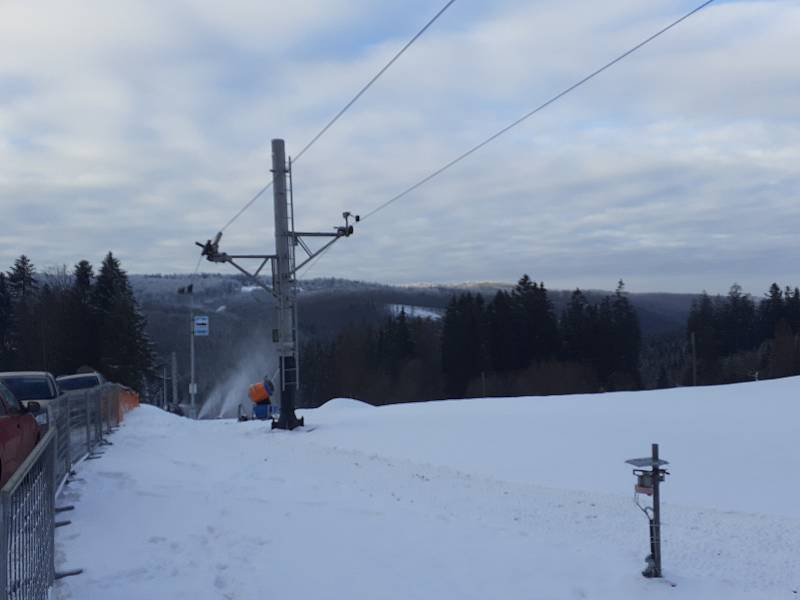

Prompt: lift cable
xmin=293 ymin=0 xmax=458 ymax=164
xmin=218 ymin=0 xmax=459 ymax=234
xmin=360 ymin=0 xmax=716 ymax=222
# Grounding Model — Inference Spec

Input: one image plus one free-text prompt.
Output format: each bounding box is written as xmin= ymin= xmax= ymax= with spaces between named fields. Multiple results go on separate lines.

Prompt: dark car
xmin=56 ymin=372 xmax=105 ymax=392
xmin=0 ymin=381 xmax=41 ymax=488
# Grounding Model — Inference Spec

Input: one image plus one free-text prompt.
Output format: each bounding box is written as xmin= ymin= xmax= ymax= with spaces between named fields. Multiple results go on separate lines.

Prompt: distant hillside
xmin=130 ymin=274 xmax=695 ymax=339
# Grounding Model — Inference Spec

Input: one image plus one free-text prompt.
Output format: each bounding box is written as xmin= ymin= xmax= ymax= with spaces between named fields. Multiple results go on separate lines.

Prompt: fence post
xmin=47 ymin=431 xmax=57 ymax=587
xmin=0 ymin=492 xmax=8 ymax=597
xmin=95 ymin=390 xmax=102 ymax=444
xmin=65 ymin=394 xmax=72 ymax=475
xmin=85 ymin=390 xmax=91 ymax=455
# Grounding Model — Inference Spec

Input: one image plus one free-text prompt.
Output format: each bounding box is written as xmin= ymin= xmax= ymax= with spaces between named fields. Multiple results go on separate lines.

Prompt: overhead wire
xmin=360 ymin=0 xmax=717 ymax=222
xmin=218 ymin=0 xmax=459 ymax=234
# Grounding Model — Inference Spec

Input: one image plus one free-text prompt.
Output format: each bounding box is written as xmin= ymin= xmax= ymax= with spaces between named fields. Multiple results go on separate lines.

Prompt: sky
xmin=1 ymin=0 xmax=798 ymax=294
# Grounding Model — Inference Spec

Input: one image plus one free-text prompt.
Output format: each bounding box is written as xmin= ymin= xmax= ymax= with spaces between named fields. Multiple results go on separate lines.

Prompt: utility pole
xmin=190 ymin=305 xmax=196 ymax=416
xmin=171 ymin=351 xmax=178 ymax=406
xmin=162 ymin=365 xmax=167 ymax=408
xmin=271 ymin=139 xmax=301 ymax=429
xmin=196 ymin=138 xmax=358 ymax=430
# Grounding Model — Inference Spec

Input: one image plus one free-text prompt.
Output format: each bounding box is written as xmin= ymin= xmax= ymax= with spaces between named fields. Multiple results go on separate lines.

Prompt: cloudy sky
xmin=1 ymin=0 xmax=798 ymax=293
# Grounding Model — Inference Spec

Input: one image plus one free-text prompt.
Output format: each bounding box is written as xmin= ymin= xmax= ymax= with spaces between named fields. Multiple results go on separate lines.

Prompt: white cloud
xmin=1 ymin=0 xmax=798 ymax=294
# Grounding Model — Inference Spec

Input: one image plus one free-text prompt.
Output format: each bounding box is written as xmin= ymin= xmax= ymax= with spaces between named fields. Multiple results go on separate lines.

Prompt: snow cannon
xmin=625 ymin=444 xmax=670 ymax=580
xmin=248 ymin=383 xmax=270 ymax=404
xmin=247 ymin=383 xmax=273 ymax=421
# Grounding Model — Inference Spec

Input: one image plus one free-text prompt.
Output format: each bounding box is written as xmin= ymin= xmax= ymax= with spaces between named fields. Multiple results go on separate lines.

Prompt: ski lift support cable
xmin=359 ymin=0 xmax=717 ymax=222
xmin=217 ymin=0 xmax=459 ymax=234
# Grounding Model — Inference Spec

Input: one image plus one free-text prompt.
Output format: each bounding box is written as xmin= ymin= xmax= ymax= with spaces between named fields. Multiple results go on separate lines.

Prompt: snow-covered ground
xmin=55 ymin=378 xmax=800 ymax=599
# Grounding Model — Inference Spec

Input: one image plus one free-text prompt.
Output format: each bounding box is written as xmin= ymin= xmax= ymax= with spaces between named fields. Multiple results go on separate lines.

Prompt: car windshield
xmin=57 ymin=375 xmax=100 ymax=391
xmin=0 ymin=380 xmax=23 ymax=413
xmin=1 ymin=376 xmax=55 ymax=400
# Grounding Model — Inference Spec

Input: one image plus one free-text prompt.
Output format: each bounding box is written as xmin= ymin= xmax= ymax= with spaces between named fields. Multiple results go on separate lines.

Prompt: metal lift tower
xmin=197 ymin=139 xmax=358 ymax=429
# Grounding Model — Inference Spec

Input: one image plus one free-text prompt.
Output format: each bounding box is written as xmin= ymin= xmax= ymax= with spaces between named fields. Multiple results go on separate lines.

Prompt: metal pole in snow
xmin=190 ymin=303 xmax=196 ymax=416
xmin=171 ymin=352 xmax=178 ymax=406
xmin=271 ymin=139 xmax=302 ymax=430
xmin=651 ymin=443 xmax=662 ymax=578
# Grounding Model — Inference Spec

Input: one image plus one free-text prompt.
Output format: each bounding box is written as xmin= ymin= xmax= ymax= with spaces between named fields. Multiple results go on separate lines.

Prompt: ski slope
xmin=55 ymin=378 xmax=800 ymax=599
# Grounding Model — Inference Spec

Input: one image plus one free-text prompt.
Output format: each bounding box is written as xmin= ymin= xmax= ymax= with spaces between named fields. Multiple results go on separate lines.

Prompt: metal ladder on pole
xmin=284 ymin=158 xmax=299 ymax=392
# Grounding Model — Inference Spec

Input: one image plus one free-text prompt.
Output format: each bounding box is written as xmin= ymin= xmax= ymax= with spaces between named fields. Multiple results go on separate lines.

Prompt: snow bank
xmin=54 ymin=379 xmax=800 ymax=600
xmin=302 ymin=377 xmax=800 ymax=518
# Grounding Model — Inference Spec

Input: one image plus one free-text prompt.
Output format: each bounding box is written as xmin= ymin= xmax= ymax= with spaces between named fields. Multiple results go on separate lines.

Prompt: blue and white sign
xmin=193 ymin=316 xmax=209 ymax=336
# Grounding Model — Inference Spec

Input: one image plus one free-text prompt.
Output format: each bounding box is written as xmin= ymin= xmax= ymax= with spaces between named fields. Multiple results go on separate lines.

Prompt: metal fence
xmin=0 ymin=429 xmax=56 ymax=600
xmin=0 ymin=383 xmax=138 ymax=600
xmin=49 ymin=384 xmax=125 ymax=490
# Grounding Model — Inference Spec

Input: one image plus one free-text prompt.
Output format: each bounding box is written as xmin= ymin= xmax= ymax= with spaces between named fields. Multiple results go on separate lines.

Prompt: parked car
xmin=0 ymin=381 xmax=41 ymax=488
xmin=0 ymin=371 xmax=59 ymax=429
xmin=56 ymin=371 xmax=105 ymax=392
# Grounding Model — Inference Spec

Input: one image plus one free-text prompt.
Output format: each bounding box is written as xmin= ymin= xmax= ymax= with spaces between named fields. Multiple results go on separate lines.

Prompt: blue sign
xmin=194 ymin=316 xmax=209 ymax=336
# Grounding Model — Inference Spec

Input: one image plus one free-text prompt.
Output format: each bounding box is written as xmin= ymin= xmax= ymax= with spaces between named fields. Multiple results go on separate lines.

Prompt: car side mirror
xmin=25 ymin=401 xmax=42 ymax=415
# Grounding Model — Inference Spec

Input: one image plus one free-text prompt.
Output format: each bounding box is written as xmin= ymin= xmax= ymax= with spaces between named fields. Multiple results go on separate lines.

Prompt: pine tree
xmin=561 ymin=289 xmax=591 ymax=362
xmin=487 ymin=290 xmax=518 ymax=372
xmin=719 ymin=284 xmax=757 ymax=355
xmin=6 ymin=255 xmax=37 ymax=301
xmin=0 ymin=274 xmax=12 ymax=369
xmin=758 ymin=283 xmax=784 ymax=342
xmin=785 ymin=287 xmax=800 ymax=333
xmin=511 ymin=275 xmax=559 ymax=366
xmin=611 ymin=280 xmax=641 ymax=377
xmin=6 ymin=255 xmax=40 ymax=369
xmin=441 ymin=293 xmax=486 ymax=397
xmin=63 ymin=260 xmax=98 ymax=373
xmin=92 ymin=252 xmax=153 ymax=389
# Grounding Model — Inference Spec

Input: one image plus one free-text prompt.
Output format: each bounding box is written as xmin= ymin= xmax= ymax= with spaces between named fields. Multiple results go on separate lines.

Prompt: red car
xmin=0 ymin=380 xmax=41 ymax=488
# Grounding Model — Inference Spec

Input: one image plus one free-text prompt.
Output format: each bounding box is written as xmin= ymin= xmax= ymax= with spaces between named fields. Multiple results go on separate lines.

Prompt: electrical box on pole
xmin=196 ymin=138 xmax=358 ymax=429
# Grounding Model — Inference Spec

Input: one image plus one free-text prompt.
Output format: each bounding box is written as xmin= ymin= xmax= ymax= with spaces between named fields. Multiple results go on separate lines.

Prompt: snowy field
xmin=55 ymin=378 xmax=800 ymax=599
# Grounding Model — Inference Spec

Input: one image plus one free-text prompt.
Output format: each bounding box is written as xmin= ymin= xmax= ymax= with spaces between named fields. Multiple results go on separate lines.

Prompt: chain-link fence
xmin=1 ymin=383 xmax=139 ymax=600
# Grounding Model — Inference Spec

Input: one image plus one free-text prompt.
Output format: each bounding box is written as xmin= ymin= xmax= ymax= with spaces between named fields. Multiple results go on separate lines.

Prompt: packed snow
xmin=55 ymin=378 xmax=800 ymax=599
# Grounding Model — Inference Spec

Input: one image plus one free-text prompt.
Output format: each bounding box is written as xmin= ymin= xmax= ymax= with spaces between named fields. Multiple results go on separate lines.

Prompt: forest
xmin=0 ymin=254 xmax=153 ymax=390
xmin=2 ymin=254 xmax=799 ymax=410
xmin=299 ymin=277 xmax=800 ymax=407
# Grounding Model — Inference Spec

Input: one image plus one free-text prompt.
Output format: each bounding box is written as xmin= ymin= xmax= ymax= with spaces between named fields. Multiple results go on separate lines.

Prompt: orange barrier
xmin=118 ymin=387 xmax=140 ymax=421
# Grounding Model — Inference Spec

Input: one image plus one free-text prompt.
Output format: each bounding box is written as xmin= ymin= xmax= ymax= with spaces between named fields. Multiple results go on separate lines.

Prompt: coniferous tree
xmin=64 ymin=260 xmax=99 ymax=371
xmin=719 ymin=284 xmax=757 ymax=356
xmin=561 ymin=289 xmax=592 ymax=363
xmin=92 ymin=252 xmax=153 ymax=388
xmin=7 ymin=255 xmax=40 ymax=369
xmin=0 ymin=274 xmax=12 ymax=369
xmin=487 ymin=290 xmax=517 ymax=372
xmin=611 ymin=280 xmax=641 ymax=378
xmin=6 ymin=255 xmax=37 ymax=301
xmin=758 ymin=283 xmax=784 ymax=341
xmin=441 ymin=293 xmax=485 ymax=397
xmin=687 ymin=292 xmax=719 ymax=361
xmin=510 ymin=275 xmax=559 ymax=366
xmin=785 ymin=287 xmax=800 ymax=333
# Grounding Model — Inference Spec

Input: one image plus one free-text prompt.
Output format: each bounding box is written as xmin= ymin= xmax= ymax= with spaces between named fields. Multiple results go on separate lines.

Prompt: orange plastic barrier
xmin=118 ymin=387 xmax=140 ymax=421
